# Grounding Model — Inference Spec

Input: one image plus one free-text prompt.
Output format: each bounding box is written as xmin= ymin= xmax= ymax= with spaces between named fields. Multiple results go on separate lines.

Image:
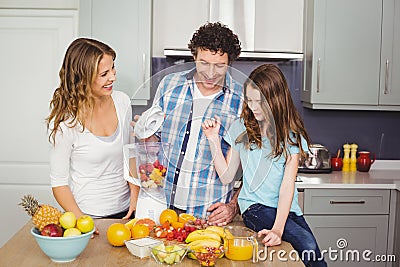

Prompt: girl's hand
xmin=201 ymin=116 xmax=221 ymax=139
xmin=258 ymin=229 xmax=282 ymax=246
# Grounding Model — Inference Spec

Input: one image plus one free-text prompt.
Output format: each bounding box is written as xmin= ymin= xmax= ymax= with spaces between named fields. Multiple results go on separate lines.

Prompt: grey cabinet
xmin=302 ymin=0 xmax=400 ymax=110
xmin=79 ymin=0 xmax=151 ymax=105
xmin=380 ymin=0 xmax=400 ymax=105
xmin=303 ymin=189 xmax=390 ymax=267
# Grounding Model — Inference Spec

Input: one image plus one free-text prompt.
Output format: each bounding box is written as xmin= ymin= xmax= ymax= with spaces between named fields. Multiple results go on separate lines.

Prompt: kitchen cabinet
xmin=79 ymin=0 xmax=151 ymax=105
xmin=153 ymin=0 xmax=303 ymax=57
xmin=380 ymin=0 xmax=400 ymax=105
xmin=0 ymin=6 xmax=77 ymax=246
xmin=303 ymin=189 xmax=394 ymax=267
xmin=302 ymin=0 xmax=400 ymax=110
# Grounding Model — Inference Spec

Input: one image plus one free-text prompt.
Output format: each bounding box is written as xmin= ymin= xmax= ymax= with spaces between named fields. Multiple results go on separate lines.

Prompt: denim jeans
xmin=242 ymin=203 xmax=327 ymax=267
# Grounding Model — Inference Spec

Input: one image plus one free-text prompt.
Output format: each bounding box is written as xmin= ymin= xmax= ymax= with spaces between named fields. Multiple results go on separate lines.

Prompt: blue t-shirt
xmin=224 ymin=119 xmax=307 ymax=216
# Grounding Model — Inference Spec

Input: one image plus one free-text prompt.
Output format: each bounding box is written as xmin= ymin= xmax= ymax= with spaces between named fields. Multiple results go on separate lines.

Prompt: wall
xmin=132 ymin=58 xmax=400 ymax=160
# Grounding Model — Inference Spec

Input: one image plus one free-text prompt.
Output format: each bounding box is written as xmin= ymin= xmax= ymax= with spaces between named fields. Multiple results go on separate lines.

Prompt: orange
xmin=178 ymin=213 xmax=196 ymax=223
xmin=135 ymin=218 xmax=156 ymax=231
xmin=106 ymin=223 xmax=131 ymax=246
xmin=131 ymin=224 xmax=150 ymax=239
xmin=159 ymin=209 xmax=178 ymax=225
xmin=171 ymin=221 xmax=185 ymax=229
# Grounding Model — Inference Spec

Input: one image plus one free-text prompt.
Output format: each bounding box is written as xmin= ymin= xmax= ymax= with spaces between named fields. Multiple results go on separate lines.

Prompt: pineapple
xmin=19 ymin=195 xmax=62 ymax=231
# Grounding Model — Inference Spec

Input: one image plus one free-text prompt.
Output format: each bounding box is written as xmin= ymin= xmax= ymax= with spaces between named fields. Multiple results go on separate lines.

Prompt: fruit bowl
xmin=192 ymin=248 xmax=224 ymax=267
xmin=150 ymin=242 xmax=189 ymax=265
xmin=31 ymin=227 xmax=94 ymax=262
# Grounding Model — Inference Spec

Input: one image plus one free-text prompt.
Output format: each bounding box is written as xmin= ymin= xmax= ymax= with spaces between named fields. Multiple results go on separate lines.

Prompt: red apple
xmin=41 ymin=223 xmax=63 ymax=237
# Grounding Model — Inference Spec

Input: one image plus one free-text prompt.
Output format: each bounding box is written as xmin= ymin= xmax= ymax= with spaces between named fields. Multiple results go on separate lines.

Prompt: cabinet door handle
xmin=384 ymin=59 xmax=389 ymax=94
xmin=142 ymin=53 xmax=146 ymax=86
xmin=330 ymin=200 xmax=365 ymax=204
xmin=317 ymin=58 xmax=321 ymax=93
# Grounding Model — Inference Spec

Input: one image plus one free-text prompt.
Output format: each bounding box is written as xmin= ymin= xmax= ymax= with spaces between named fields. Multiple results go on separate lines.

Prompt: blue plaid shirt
xmin=153 ymin=68 xmax=243 ymax=218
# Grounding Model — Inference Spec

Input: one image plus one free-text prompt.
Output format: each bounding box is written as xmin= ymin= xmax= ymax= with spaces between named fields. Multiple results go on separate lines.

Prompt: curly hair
xmin=188 ymin=22 xmax=241 ymax=63
xmin=46 ymin=38 xmax=116 ymax=145
xmin=236 ymin=64 xmax=311 ymax=161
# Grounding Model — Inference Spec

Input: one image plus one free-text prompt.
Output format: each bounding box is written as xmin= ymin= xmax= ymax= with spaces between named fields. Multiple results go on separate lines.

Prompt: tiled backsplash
xmin=132 ymin=58 xmax=400 ymax=160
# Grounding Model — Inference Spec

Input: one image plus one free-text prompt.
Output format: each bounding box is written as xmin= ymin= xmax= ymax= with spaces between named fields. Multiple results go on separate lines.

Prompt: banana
xmin=204 ymin=226 xmax=225 ymax=238
xmin=185 ymin=229 xmax=221 ymax=243
xmin=187 ymin=239 xmax=221 ymax=251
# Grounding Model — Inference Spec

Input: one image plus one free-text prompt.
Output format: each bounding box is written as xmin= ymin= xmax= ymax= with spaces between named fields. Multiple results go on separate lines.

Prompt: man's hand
xmin=207 ymin=201 xmax=238 ymax=226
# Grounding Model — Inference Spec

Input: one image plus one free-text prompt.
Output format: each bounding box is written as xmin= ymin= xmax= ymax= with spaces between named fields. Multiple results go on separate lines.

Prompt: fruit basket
xmin=150 ymin=242 xmax=189 ymax=265
xmin=31 ymin=227 xmax=94 ymax=262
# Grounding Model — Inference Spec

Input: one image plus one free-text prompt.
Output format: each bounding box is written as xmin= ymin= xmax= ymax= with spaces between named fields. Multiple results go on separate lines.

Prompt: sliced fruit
xmin=178 ymin=213 xmax=196 ymax=223
xmin=135 ymin=218 xmax=156 ymax=231
xmin=159 ymin=209 xmax=178 ymax=225
xmin=171 ymin=221 xmax=185 ymax=229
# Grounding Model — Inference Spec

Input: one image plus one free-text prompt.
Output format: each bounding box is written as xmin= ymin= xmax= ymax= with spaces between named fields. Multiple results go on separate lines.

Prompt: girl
xmin=46 ymin=38 xmax=139 ymax=224
xmin=202 ymin=64 xmax=327 ymax=266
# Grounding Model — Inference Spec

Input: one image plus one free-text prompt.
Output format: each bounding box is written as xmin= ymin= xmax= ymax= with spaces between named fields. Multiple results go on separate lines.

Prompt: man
xmin=139 ymin=22 xmax=243 ymax=225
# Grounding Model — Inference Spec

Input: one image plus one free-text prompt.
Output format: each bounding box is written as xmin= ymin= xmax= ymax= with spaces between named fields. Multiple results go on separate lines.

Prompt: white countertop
xmin=296 ymin=160 xmax=400 ymax=190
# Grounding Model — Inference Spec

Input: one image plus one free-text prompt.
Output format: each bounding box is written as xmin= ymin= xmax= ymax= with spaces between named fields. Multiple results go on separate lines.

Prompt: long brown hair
xmin=46 ymin=38 xmax=116 ymax=144
xmin=236 ymin=64 xmax=311 ymax=161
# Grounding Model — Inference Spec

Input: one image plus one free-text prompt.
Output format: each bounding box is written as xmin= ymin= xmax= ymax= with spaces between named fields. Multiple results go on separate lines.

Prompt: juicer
xmin=123 ymin=142 xmax=170 ymax=224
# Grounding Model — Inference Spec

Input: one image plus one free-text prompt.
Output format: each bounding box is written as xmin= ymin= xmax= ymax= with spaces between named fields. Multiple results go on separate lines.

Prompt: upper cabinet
xmin=153 ymin=0 xmax=304 ymax=58
xmin=380 ymin=0 xmax=400 ymax=106
xmin=79 ymin=0 xmax=151 ymax=105
xmin=302 ymin=0 xmax=400 ymax=110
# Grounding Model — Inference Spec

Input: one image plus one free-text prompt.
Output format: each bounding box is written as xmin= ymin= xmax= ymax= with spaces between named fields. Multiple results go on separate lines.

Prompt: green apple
xmin=63 ymin=227 xmax=81 ymax=237
xmin=59 ymin=211 xmax=76 ymax=229
xmin=76 ymin=215 xmax=94 ymax=233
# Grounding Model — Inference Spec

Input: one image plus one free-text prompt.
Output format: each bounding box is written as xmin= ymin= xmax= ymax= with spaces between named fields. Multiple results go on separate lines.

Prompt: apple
xmin=76 ymin=215 xmax=94 ymax=233
xmin=59 ymin=211 xmax=76 ymax=229
xmin=63 ymin=227 xmax=81 ymax=237
xmin=41 ymin=223 xmax=63 ymax=237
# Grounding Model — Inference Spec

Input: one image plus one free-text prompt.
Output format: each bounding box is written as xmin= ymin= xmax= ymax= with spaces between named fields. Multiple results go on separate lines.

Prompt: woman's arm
xmin=123 ymin=182 xmax=140 ymax=219
xmin=52 ymin=185 xmax=83 ymax=218
xmin=202 ymin=117 xmax=241 ymax=184
xmin=258 ymin=153 xmax=299 ymax=246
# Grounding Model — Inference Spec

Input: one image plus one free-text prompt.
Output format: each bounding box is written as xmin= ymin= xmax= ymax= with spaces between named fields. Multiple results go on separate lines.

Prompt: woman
xmin=46 ymin=38 xmax=139 ymax=224
xmin=202 ymin=64 xmax=327 ymax=266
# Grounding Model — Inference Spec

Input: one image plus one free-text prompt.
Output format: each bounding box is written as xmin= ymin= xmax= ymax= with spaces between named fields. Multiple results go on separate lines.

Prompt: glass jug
xmin=223 ymin=226 xmax=258 ymax=262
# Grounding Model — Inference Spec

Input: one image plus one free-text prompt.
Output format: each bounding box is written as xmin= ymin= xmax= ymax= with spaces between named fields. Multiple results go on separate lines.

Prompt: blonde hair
xmin=46 ymin=38 xmax=116 ymax=144
xmin=236 ymin=64 xmax=311 ymax=161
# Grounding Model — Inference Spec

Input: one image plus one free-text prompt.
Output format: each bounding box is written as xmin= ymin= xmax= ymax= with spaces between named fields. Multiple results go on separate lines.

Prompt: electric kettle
xmin=298 ymin=144 xmax=332 ymax=173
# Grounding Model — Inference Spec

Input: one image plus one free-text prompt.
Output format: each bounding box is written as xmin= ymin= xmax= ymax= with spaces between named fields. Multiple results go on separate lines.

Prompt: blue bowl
xmin=31 ymin=227 xmax=94 ymax=262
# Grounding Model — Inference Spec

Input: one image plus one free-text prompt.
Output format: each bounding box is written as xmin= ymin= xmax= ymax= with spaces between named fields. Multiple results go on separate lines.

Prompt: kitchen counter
xmin=296 ymin=160 xmax=400 ymax=190
xmin=0 ymin=218 xmax=304 ymax=267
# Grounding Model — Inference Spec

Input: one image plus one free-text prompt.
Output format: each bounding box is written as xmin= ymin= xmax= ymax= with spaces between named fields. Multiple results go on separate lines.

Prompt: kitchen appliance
xmin=298 ymin=144 xmax=332 ymax=173
xmin=123 ymin=142 xmax=170 ymax=224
